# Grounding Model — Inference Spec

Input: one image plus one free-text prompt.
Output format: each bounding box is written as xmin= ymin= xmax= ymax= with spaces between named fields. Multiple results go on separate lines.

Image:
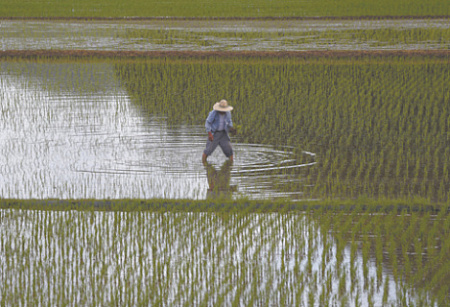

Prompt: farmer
xmin=202 ymin=99 xmax=236 ymax=163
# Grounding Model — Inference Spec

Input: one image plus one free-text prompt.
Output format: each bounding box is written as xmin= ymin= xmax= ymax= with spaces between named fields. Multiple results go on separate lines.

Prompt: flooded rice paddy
xmin=1 ymin=209 xmax=447 ymax=306
xmin=1 ymin=54 xmax=449 ymax=202
xmin=1 ymin=18 xmax=449 ymax=51
xmin=0 ymin=61 xmax=316 ymax=200
xmin=1 ymin=17 xmax=449 ymax=307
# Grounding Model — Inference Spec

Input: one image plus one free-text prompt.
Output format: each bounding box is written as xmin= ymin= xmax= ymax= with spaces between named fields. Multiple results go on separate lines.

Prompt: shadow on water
xmin=204 ymin=160 xmax=236 ymax=199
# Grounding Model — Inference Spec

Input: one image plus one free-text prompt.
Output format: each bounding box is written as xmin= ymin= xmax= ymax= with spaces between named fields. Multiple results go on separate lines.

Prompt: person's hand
xmin=208 ymin=132 xmax=214 ymax=141
xmin=229 ymin=127 xmax=237 ymax=136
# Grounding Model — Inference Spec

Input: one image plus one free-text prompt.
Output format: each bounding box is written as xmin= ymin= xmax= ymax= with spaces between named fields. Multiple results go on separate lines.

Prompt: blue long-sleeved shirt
xmin=205 ymin=110 xmax=233 ymax=133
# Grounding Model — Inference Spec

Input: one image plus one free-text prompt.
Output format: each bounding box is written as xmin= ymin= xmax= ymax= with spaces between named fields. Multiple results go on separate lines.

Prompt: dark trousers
xmin=203 ymin=131 xmax=233 ymax=157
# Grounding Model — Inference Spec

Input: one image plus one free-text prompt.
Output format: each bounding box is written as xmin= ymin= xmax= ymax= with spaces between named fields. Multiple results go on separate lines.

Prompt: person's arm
xmin=227 ymin=112 xmax=233 ymax=128
xmin=205 ymin=111 xmax=216 ymax=141
xmin=205 ymin=111 xmax=215 ymax=133
xmin=227 ymin=112 xmax=237 ymax=135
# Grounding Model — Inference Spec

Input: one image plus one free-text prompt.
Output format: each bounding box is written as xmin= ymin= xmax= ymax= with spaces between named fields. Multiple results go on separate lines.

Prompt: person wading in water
xmin=202 ymin=99 xmax=236 ymax=164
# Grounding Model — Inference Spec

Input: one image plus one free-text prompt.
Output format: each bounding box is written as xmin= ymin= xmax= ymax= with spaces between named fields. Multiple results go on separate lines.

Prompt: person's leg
xmin=203 ymin=133 xmax=220 ymax=162
xmin=218 ymin=133 xmax=234 ymax=162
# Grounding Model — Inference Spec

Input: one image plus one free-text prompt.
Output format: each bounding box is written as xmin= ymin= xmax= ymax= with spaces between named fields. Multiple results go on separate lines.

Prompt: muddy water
xmin=0 ymin=61 xmax=315 ymax=200
xmin=1 ymin=19 xmax=448 ymax=51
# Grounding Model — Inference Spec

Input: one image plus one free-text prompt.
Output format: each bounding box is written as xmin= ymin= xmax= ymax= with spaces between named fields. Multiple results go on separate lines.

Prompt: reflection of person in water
xmin=204 ymin=160 xmax=237 ymax=199
xmin=202 ymin=99 xmax=236 ymax=163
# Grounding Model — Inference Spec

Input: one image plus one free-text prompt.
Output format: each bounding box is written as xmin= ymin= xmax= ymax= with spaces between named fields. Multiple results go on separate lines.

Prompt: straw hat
xmin=213 ymin=99 xmax=233 ymax=112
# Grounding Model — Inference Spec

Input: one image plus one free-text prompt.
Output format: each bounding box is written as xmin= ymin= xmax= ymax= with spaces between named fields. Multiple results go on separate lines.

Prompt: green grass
xmin=1 ymin=0 xmax=449 ymax=18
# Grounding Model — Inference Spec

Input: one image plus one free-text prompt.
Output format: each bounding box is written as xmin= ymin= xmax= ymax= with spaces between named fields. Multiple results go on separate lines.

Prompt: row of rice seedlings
xmin=2 ymin=206 xmax=443 ymax=306
xmin=0 ymin=0 xmax=449 ymax=18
